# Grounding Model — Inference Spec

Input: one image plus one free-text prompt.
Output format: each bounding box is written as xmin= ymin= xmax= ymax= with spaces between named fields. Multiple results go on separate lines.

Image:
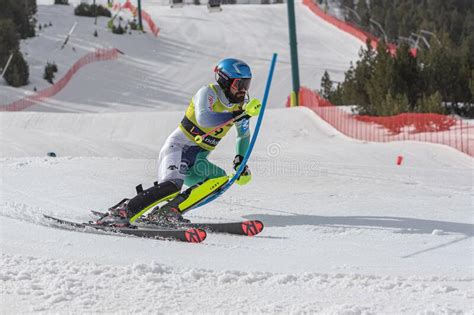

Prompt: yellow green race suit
xmin=157 ymin=83 xmax=250 ymax=190
xmin=110 ymin=83 xmax=254 ymax=222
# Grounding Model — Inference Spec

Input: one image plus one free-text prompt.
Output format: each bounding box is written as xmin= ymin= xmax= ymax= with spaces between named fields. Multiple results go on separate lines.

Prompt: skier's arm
xmin=194 ymin=87 xmax=234 ymax=128
xmin=234 ymin=98 xmax=262 ymax=156
xmin=235 ymin=119 xmax=250 ymax=156
xmin=233 ymin=122 xmax=252 ymax=186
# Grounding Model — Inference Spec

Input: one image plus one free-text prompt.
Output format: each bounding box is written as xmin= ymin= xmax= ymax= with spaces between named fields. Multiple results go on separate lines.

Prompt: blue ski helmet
xmin=214 ymin=58 xmax=252 ymax=103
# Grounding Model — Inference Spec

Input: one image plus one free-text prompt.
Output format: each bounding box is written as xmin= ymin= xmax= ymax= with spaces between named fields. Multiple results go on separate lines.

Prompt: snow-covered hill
xmin=1 ymin=1 xmax=473 ymax=314
xmin=2 ymin=1 xmax=363 ymax=111
xmin=1 ymin=107 xmax=473 ymax=313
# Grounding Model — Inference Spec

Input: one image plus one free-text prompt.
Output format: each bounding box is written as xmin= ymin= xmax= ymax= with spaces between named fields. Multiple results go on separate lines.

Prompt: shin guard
xmin=127 ymin=181 xmax=180 ymax=222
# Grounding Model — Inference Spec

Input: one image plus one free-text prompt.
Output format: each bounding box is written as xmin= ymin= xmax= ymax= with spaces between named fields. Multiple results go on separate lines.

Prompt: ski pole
xmin=194 ymin=112 xmax=247 ymax=144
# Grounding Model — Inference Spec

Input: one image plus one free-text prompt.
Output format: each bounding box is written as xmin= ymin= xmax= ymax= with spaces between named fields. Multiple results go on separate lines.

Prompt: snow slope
xmin=1 ymin=1 xmax=363 ymax=111
xmin=1 ymin=2 xmax=473 ymax=314
xmin=1 ymin=107 xmax=473 ymax=313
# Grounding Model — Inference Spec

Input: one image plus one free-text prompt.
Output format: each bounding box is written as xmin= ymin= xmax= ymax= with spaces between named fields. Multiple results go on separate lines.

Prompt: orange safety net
xmin=0 ymin=49 xmax=119 ymax=112
xmin=287 ymin=87 xmax=473 ymax=157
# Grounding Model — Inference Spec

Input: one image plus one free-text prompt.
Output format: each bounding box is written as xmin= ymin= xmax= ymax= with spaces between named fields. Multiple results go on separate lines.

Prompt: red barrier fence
xmin=115 ymin=1 xmax=160 ymax=36
xmin=303 ymin=0 xmax=417 ymax=56
xmin=287 ymin=87 xmax=473 ymax=157
xmin=0 ymin=49 xmax=119 ymax=112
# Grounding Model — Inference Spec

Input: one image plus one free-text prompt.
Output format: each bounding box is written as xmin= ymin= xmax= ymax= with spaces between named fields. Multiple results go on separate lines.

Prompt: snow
xmin=2 ymin=252 xmax=471 ymax=314
xmin=1 ymin=2 xmax=474 ymax=314
xmin=2 ymin=0 xmax=363 ymax=111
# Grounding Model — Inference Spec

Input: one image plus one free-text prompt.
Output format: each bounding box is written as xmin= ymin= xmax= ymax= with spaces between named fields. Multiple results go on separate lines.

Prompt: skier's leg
xmin=177 ymin=175 xmax=229 ymax=213
xmin=149 ymin=151 xmax=229 ymax=222
xmin=127 ymin=181 xmax=181 ymax=223
xmin=97 ymin=141 xmax=203 ymax=226
xmin=127 ymin=143 xmax=206 ymax=222
xmin=184 ymin=150 xmax=227 ymax=187
xmin=148 ymin=175 xmax=229 ymax=222
xmin=156 ymin=141 xmax=202 ymax=189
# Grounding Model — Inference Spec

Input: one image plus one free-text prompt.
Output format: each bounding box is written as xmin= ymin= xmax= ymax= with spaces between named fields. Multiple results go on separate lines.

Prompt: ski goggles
xmin=231 ymin=78 xmax=251 ymax=91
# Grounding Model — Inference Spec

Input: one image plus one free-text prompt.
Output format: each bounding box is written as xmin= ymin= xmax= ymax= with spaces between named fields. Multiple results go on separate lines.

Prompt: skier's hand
xmin=233 ymin=155 xmax=252 ymax=185
xmin=232 ymin=110 xmax=250 ymax=122
xmin=243 ymin=98 xmax=261 ymax=117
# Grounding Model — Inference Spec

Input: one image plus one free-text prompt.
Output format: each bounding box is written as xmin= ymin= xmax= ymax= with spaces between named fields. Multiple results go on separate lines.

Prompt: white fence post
xmin=1 ymin=53 xmax=14 ymax=78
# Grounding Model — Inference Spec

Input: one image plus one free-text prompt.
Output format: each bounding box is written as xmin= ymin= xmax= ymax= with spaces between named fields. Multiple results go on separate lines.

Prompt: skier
xmin=97 ymin=58 xmax=261 ymax=227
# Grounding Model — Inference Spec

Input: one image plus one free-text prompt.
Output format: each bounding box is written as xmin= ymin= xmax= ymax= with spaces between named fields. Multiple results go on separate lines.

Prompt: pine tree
xmin=383 ymin=5 xmax=398 ymax=41
xmin=0 ymin=0 xmax=36 ymax=39
xmin=0 ymin=19 xmax=19 ymax=67
xmin=369 ymin=0 xmax=385 ymax=28
xmin=4 ymin=50 xmax=29 ymax=87
xmin=351 ymin=41 xmax=375 ymax=113
xmin=341 ymin=0 xmax=354 ymax=10
xmin=392 ymin=43 xmax=420 ymax=110
xmin=380 ymin=92 xmax=409 ymax=116
xmin=340 ymin=62 xmax=358 ymax=104
xmin=320 ymin=70 xmax=333 ymax=99
xmin=366 ymin=42 xmax=393 ymax=115
xmin=43 ymin=62 xmax=58 ymax=84
xmin=416 ymin=92 xmax=444 ymax=114
xmin=26 ymin=0 xmax=37 ymax=18
xmin=421 ymin=44 xmax=460 ymax=105
xmin=329 ymin=83 xmax=344 ymax=105
xmin=356 ymin=0 xmax=370 ymax=29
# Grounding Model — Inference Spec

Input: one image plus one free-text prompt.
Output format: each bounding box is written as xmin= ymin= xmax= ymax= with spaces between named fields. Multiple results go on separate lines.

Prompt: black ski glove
xmin=232 ymin=110 xmax=250 ymax=122
xmin=233 ymin=155 xmax=252 ymax=185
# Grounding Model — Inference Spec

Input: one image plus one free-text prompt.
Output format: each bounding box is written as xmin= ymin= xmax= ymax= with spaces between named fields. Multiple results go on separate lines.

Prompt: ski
xmin=90 ymin=210 xmax=264 ymax=236
xmin=140 ymin=219 xmax=264 ymax=236
xmin=43 ymin=214 xmax=206 ymax=243
xmin=91 ymin=210 xmax=107 ymax=217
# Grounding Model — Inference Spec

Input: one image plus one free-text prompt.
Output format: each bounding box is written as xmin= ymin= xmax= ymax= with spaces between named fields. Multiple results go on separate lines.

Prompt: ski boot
xmin=146 ymin=193 xmax=191 ymax=226
xmin=145 ymin=176 xmax=229 ymax=225
xmin=146 ymin=206 xmax=190 ymax=226
xmin=96 ymin=198 xmax=132 ymax=227
xmin=96 ymin=181 xmax=182 ymax=227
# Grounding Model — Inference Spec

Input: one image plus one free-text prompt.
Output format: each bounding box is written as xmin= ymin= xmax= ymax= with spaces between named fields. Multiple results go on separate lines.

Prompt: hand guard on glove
xmin=232 ymin=98 xmax=262 ymax=122
xmin=233 ymin=155 xmax=252 ymax=186
xmin=243 ymin=98 xmax=261 ymax=117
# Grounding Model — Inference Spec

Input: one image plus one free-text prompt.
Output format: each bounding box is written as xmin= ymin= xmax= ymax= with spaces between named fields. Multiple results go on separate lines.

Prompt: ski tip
xmin=184 ymin=228 xmax=207 ymax=243
xmin=241 ymin=220 xmax=264 ymax=236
